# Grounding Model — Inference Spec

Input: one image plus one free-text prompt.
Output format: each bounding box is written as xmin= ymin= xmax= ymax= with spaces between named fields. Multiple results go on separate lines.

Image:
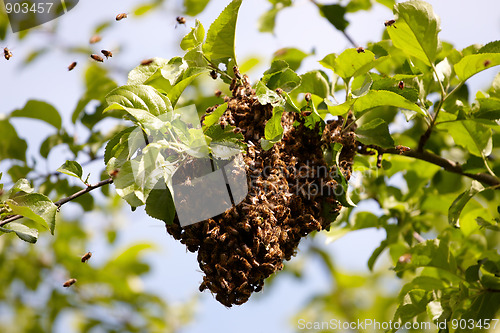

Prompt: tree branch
xmin=362 ymin=146 xmax=500 ymax=187
xmin=0 ymin=178 xmax=114 ymax=227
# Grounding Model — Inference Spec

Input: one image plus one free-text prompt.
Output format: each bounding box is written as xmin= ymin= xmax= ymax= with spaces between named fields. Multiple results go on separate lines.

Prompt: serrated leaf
xmin=356 ymin=118 xmax=394 ymax=148
xmin=57 ymin=160 xmax=83 ymax=180
xmin=318 ymin=4 xmax=348 ymax=32
xmin=264 ymin=106 xmax=284 ymax=141
xmin=104 ymin=127 xmax=136 ymax=165
xmin=127 ymin=58 xmax=170 ymax=85
xmin=255 ymin=80 xmax=285 ymax=106
xmin=8 ymin=178 xmax=33 ymax=197
xmin=388 ymin=0 xmax=441 ymax=66
xmin=478 ymin=40 xmax=500 ymax=54
xmin=448 ymin=180 xmax=485 ymax=228
xmin=11 ymin=100 xmax=62 ymax=130
xmin=295 ymin=71 xmax=330 ymax=99
xmin=180 ymin=20 xmax=205 ymax=51
xmin=105 ymin=85 xmax=172 ymax=129
xmin=203 ymin=0 xmax=242 ymax=69
xmin=167 ymin=70 xmax=205 ymax=107
xmin=6 ymin=193 xmax=57 ymax=234
xmin=353 ymin=90 xmax=425 ymax=116
xmin=0 ymin=222 xmax=38 ymax=243
xmin=454 ymin=53 xmax=500 ymax=81
xmin=184 ymin=0 xmax=210 ymax=16
xmin=205 ymin=125 xmax=246 ymax=159
xmin=145 ymin=178 xmax=176 ymax=224
xmin=262 ymin=60 xmax=301 ymax=92
xmin=438 ymin=119 xmax=492 ymax=156
xmin=333 ymin=48 xmax=376 ymax=81
xmin=474 ymin=97 xmax=500 ymax=119
xmin=272 ymin=47 xmax=310 ymax=71
xmin=203 ymin=103 xmax=228 ymax=130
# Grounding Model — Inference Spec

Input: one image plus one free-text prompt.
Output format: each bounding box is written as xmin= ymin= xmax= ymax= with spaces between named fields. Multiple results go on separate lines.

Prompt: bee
xmin=109 ymin=169 xmax=119 ymax=177
xmin=215 ymin=89 xmax=222 ymax=97
xmin=3 ymin=47 xmax=12 ymax=60
xmin=484 ymin=59 xmax=491 ymax=67
xmin=398 ymin=253 xmax=412 ymax=264
xmin=199 ymin=280 xmax=208 ymax=292
xmin=81 ymin=252 xmax=92 ymax=263
xmin=233 ymin=65 xmax=241 ymax=80
xmin=210 ymin=70 xmax=217 ymax=80
xmin=89 ymin=35 xmax=102 ymax=44
xmin=116 ymin=13 xmax=127 ymax=21
xmin=275 ymin=88 xmax=283 ymax=95
xmin=301 ymin=109 xmax=312 ymax=117
xmin=384 ymin=19 xmax=396 ymax=28
xmin=63 ymin=278 xmax=77 ymax=287
xmin=68 ymin=61 xmax=77 ymax=71
xmin=90 ymin=54 xmax=104 ymax=62
xmin=398 ymin=80 xmax=405 ymax=90
xmin=304 ymin=92 xmax=312 ymax=102
xmin=101 ymin=50 xmax=113 ymax=59
xmin=395 ymin=145 xmax=411 ymax=154
xmin=140 ymin=58 xmax=154 ymax=66
xmin=356 ymin=46 xmax=365 ymax=53
xmin=176 ymin=16 xmax=186 ymax=25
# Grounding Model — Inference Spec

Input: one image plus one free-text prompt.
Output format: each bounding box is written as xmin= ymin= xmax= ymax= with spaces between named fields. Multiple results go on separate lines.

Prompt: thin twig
xmin=361 ymin=146 xmax=500 ymax=187
xmin=0 ymin=178 xmax=114 ymax=227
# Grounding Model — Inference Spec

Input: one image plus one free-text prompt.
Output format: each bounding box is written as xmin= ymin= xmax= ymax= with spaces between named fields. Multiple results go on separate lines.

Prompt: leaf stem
xmin=0 ymin=178 xmax=114 ymax=227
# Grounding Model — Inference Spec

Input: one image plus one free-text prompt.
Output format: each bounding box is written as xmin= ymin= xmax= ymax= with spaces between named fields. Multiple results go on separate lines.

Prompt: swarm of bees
xmin=166 ymin=68 xmax=357 ymax=307
xmin=4 ymin=47 xmax=12 ymax=60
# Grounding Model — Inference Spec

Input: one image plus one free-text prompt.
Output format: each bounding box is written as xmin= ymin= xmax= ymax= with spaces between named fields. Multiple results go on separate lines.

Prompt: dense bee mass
xmin=166 ymin=74 xmax=357 ymax=307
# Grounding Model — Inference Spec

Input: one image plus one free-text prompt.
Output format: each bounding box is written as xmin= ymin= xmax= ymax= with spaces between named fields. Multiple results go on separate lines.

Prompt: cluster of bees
xmin=62 ymin=252 xmax=92 ymax=288
xmin=166 ymin=67 xmax=358 ymax=307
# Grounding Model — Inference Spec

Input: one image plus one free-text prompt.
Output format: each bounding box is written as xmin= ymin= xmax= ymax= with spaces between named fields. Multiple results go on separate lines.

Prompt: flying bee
xmin=384 ymin=19 xmax=396 ymax=28
xmin=116 ymin=13 xmax=127 ymax=21
xmin=398 ymin=80 xmax=404 ymax=90
xmin=89 ymin=35 xmax=102 ymax=44
xmin=140 ymin=58 xmax=154 ymax=66
xmin=81 ymin=252 xmax=92 ymax=263
xmin=63 ymin=278 xmax=77 ymax=287
xmin=3 ymin=47 xmax=12 ymax=60
xmin=176 ymin=16 xmax=186 ymax=25
xmin=101 ymin=49 xmax=113 ymax=59
xmin=90 ymin=54 xmax=104 ymax=62
xmin=68 ymin=61 xmax=77 ymax=71
xmin=210 ymin=70 xmax=217 ymax=80
xmin=356 ymin=46 xmax=365 ymax=53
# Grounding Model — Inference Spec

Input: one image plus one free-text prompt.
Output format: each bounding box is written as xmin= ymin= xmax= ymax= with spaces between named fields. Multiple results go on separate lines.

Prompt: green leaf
xmin=388 ymin=0 xmax=441 ymax=66
xmin=8 ymin=178 xmax=34 ymax=196
xmin=184 ymin=0 xmax=210 ymax=16
xmin=331 ymin=48 xmax=376 ymax=81
xmin=454 ymin=53 xmax=500 ymax=81
xmin=257 ymin=1 xmax=292 ymax=33
xmin=331 ymin=143 xmax=356 ymax=208
xmin=6 ymin=193 xmax=57 ymax=234
xmin=438 ymin=119 xmax=492 ymax=156
xmin=295 ymin=71 xmax=330 ymax=99
xmin=264 ymin=106 xmax=284 ymax=141
xmin=11 ymin=100 xmax=62 ymax=129
xmin=478 ymin=40 xmax=500 ymax=54
xmin=356 ymin=118 xmax=394 ymax=148
xmin=127 ymin=58 xmax=171 ymax=85
xmin=180 ymin=20 xmax=205 ymax=51
xmin=133 ymin=3 xmax=158 ymax=16
xmin=104 ymin=127 xmax=136 ymax=165
xmin=145 ymin=178 xmax=176 ymax=224
xmin=352 ymin=90 xmax=425 ymax=116
xmin=474 ymin=97 xmax=500 ymax=119
xmin=255 ymin=80 xmax=285 ymax=106
xmin=262 ymin=60 xmax=301 ymax=92
xmin=203 ymin=103 xmax=228 ymax=130
xmin=0 ymin=222 xmax=38 ymax=243
xmin=448 ymin=180 xmax=485 ymax=228
xmin=203 ymin=0 xmax=242 ymax=69
xmin=318 ymin=4 xmax=348 ymax=32
xmin=205 ymin=125 xmax=246 ymax=159
xmin=167 ymin=70 xmax=205 ymax=107
xmin=0 ymin=119 xmax=28 ymax=162
xmin=57 ymin=161 xmax=83 ymax=180
xmin=272 ymin=47 xmax=310 ymax=71
xmin=105 ymin=85 xmax=173 ymax=121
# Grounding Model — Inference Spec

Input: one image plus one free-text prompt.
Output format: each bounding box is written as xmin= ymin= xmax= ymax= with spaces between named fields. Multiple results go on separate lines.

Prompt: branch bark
xmin=0 ymin=178 xmax=113 ymax=227
xmin=363 ymin=146 xmax=500 ymax=187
